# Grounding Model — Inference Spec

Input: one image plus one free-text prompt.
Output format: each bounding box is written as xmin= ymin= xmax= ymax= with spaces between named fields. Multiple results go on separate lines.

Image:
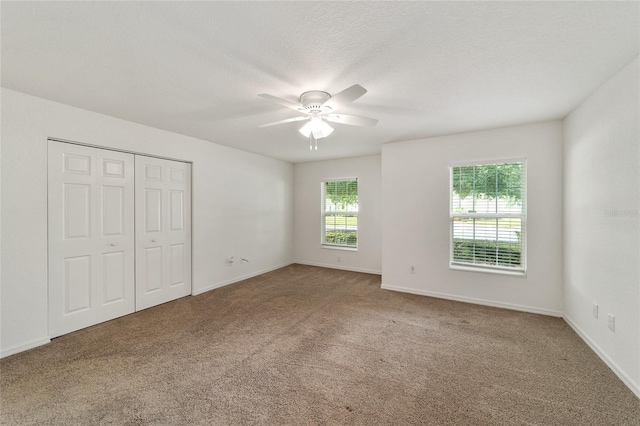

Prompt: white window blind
xmin=322 ymin=179 xmax=358 ymax=248
xmin=450 ymin=161 xmax=526 ymax=273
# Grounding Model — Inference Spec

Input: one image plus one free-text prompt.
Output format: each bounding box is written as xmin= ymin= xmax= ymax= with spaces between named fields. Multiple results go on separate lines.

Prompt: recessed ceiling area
xmin=1 ymin=1 xmax=638 ymax=163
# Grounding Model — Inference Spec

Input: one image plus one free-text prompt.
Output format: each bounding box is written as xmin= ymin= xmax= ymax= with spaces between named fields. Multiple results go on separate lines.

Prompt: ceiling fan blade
xmin=324 ymin=114 xmax=378 ymax=127
xmin=257 ymin=116 xmax=309 ymax=128
xmin=321 ymin=84 xmax=367 ymax=112
xmin=258 ymin=94 xmax=306 ymax=112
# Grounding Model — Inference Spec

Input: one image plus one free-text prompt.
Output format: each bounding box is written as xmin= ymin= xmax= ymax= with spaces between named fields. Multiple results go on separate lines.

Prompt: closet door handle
xmin=151 ymin=239 xmax=157 ymax=243
xmin=110 ymin=243 xmax=117 ymax=247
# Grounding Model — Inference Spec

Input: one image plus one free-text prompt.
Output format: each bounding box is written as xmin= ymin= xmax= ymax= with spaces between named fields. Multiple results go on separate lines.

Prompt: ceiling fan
xmin=258 ymin=84 xmax=378 ymax=150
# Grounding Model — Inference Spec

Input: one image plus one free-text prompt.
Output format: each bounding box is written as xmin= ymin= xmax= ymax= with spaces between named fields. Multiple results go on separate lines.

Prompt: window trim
xmin=321 ymin=177 xmax=359 ymax=250
xmin=449 ymin=159 xmax=527 ymax=275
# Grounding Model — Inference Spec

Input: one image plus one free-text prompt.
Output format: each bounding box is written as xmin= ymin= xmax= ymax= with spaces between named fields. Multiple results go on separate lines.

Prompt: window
xmin=322 ymin=179 xmax=358 ymax=248
xmin=450 ymin=160 xmax=526 ymax=274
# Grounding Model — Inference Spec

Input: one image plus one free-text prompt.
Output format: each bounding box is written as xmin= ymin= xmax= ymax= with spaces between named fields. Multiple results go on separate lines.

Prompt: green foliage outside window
xmin=325 ymin=231 xmax=358 ymax=246
xmin=452 ymin=163 xmax=522 ymax=202
xmin=452 ymin=239 xmax=521 ymax=267
xmin=324 ymin=180 xmax=358 ymax=208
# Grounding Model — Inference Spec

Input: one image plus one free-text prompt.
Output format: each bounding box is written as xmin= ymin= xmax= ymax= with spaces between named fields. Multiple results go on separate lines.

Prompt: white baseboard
xmin=1 ymin=337 xmax=51 ymax=359
xmin=293 ymin=261 xmax=381 ymax=275
xmin=563 ymin=315 xmax=640 ymax=399
xmin=192 ymin=262 xmax=294 ymax=296
xmin=380 ymin=284 xmax=563 ymax=317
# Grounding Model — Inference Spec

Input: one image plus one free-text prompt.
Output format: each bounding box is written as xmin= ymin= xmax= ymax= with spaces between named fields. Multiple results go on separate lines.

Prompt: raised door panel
xmin=169 ymin=190 xmax=184 ymax=231
xmin=64 ymin=184 xmax=92 ymax=240
xmin=101 ymin=186 xmax=124 ymax=237
xmin=144 ymin=247 xmax=163 ymax=293
xmin=169 ymin=244 xmax=185 ymax=287
xmin=102 ymin=159 xmax=125 ymax=178
xmin=169 ymin=189 xmax=185 ymax=231
xmin=168 ymin=167 xmax=184 ymax=184
xmin=64 ymin=153 xmax=91 ymax=175
xmin=64 ymin=255 xmax=92 ymax=314
xmin=145 ymin=164 xmax=162 ymax=181
xmin=144 ymin=189 xmax=163 ymax=233
xmin=102 ymin=251 xmax=125 ymax=304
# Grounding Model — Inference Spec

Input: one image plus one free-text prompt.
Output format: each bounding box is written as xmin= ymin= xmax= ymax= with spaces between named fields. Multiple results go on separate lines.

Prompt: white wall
xmin=294 ymin=155 xmax=381 ymax=274
xmin=0 ymin=88 xmax=294 ymax=357
xmin=563 ymin=57 xmax=639 ymax=397
xmin=381 ymin=121 xmax=564 ymax=316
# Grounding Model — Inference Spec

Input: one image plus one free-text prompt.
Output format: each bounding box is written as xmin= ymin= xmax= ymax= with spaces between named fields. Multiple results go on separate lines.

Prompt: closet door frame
xmin=47 ymin=138 xmax=194 ymax=333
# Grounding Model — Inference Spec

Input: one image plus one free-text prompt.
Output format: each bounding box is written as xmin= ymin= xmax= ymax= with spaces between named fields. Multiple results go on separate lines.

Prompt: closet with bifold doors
xmin=48 ymin=140 xmax=191 ymax=338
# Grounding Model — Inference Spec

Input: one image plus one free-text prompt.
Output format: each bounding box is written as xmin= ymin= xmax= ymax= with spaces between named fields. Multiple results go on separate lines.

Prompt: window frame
xmin=449 ymin=159 xmax=527 ymax=276
xmin=321 ymin=177 xmax=359 ymax=250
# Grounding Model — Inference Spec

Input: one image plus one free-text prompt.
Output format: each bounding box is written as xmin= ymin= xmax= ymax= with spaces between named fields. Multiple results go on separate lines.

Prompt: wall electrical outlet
xmin=608 ymin=314 xmax=615 ymax=332
xmin=592 ymin=303 xmax=598 ymax=319
xmin=337 ymin=256 xmax=341 ymax=263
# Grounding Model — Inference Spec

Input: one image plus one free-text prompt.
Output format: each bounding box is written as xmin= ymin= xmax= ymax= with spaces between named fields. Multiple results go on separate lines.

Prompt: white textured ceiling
xmin=2 ymin=1 xmax=638 ymax=163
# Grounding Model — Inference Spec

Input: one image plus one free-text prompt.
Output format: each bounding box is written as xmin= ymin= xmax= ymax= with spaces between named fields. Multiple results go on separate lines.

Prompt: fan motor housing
xmin=300 ymin=91 xmax=331 ymax=112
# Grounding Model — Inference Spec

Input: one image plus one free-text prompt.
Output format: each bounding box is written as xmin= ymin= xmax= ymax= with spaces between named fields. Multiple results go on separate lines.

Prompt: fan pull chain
xmin=309 ymin=135 xmax=318 ymax=150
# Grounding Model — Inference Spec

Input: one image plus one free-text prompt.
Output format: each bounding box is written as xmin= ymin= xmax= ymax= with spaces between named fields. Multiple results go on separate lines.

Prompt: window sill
xmin=321 ymin=245 xmax=358 ymax=252
xmin=449 ymin=263 xmax=526 ymax=277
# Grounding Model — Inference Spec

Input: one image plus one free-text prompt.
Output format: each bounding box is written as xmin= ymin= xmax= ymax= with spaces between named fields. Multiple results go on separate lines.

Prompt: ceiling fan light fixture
xmin=258 ymin=84 xmax=375 ymax=151
xmin=299 ymin=117 xmax=333 ymax=139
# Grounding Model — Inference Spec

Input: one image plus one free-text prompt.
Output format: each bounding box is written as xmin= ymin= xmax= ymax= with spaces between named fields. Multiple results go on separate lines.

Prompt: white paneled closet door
xmin=135 ymin=156 xmax=192 ymax=311
xmin=48 ymin=142 xmax=135 ymax=337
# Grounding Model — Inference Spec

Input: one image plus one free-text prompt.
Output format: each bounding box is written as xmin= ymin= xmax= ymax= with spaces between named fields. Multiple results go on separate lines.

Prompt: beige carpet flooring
xmin=1 ymin=264 xmax=639 ymax=425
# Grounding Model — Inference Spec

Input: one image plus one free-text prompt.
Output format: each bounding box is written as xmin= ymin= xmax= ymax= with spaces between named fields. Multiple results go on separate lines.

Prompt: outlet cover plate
xmin=608 ymin=314 xmax=615 ymax=332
